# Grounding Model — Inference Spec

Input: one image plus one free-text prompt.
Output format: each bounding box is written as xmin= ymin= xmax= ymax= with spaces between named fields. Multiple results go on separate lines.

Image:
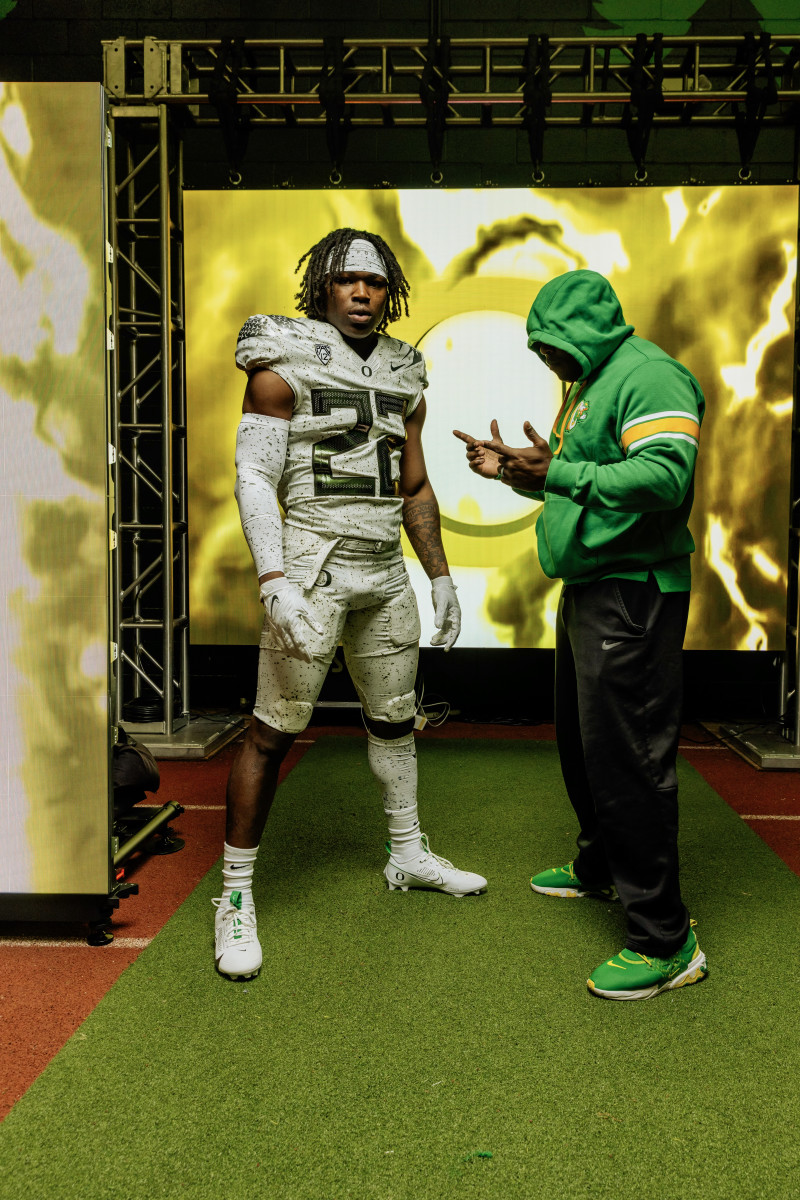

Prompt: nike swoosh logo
xmin=601 ymin=639 xmax=624 ymax=650
xmin=391 ymin=348 xmax=423 ymax=372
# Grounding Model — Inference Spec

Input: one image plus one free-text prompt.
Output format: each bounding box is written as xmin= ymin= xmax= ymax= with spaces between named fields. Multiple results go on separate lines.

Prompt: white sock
xmin=221 ymin=842 xmax=258 ymax=904
xmin=367 ymin=730 xmax=424 ymax=861
xmin=385 ymin=806 xmax=424 ymax=863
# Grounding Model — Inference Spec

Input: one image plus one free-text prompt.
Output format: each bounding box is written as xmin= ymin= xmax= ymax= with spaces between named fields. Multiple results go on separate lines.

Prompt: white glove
xmin=430 ymin=576 xmax=461 ymax=652
xmin=259 ymin=577 xmax=324 ymax=663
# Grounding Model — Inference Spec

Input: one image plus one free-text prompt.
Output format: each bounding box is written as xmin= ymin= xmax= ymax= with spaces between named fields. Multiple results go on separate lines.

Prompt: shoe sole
xmin=531 ymin=881 xmax=618 ymax=900
xmin=587 ymin=951 xmax=709 ymax=1001
xmin=217 ymin=966 xmax=261 ymax=980
xmin=215 ymin=957 xmax=262 ymax=981
xmin=386 ymin=879 xmax=486 ymax=898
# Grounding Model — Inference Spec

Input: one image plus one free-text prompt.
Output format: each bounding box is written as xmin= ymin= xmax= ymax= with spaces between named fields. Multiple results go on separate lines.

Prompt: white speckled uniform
xmin=236 ymin=315 xmax=427 ymax=734
xmin=236 ymin=314 xmax=426 ymax=543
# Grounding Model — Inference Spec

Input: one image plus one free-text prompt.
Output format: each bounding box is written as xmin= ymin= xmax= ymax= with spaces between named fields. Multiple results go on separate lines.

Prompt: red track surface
xmin=1 ymin=721 xmax=798 ymax=1121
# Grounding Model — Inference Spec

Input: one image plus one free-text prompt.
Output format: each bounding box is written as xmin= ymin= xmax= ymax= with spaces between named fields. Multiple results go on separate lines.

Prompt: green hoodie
xmin=520 ymin=270 xmax=705 ymax=590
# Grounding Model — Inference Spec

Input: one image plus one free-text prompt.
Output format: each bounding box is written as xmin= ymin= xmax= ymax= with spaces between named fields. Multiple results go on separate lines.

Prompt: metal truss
xmin=101 ymin=33 xmax=800 ymax=757
xmin=107 ymin=105 xmax=188 ymax=735
xmin=102 ymin=33 xmax=800 ymax=125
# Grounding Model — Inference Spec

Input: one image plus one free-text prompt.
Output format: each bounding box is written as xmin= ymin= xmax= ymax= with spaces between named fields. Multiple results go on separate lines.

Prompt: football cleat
xmin=384 ymin=834 xmax=487 ymax=898
xmin=212 ymin=890 xmax=262 ymax=980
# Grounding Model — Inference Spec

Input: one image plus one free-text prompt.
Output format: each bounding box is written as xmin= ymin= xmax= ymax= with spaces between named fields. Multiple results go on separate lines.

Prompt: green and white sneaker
xmin=588 ymin=925 xmax=708 ymax=1001
xmin=212 ymin=890 xmax=262 ymax=980
xmin=530 ymin=861 xmax=617 ymax=901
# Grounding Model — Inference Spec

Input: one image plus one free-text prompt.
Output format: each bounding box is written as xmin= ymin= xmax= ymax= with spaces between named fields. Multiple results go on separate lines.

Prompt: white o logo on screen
xmin=416 ymin=310 xmax=562 ymax=533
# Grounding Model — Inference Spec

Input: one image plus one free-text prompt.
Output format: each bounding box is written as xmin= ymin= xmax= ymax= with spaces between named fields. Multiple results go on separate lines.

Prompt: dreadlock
xmin=294 ymin=228 xmax=410 ymax=333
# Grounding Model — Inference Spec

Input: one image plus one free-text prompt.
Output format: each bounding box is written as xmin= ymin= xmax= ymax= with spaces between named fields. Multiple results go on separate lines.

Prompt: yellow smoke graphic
xmin=185 ymin=185 xmax=796 ymax=652
xmin=707 ymin=240 xmax=795 ymax=650
xmin=444 ymin=215 xmax=587 ymax=284
xmin=0 ymin=83 xmax=110 ymax=893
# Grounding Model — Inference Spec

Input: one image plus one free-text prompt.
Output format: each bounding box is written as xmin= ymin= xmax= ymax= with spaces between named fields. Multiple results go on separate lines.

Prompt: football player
xmin=213 ymin=228 xmax=487 ymax=980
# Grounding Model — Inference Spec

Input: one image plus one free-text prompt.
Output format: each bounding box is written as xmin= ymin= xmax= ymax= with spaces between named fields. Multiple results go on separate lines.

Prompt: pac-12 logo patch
xmin=314 ymin=343 xmax=332 ymax=366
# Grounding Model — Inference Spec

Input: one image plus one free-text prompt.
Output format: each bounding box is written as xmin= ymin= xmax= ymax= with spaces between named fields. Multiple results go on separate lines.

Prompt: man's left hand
xmin=430 ymin=576 xmax=461 ymax=651
xmin=479 ymin=419 xmax=553 ymax=488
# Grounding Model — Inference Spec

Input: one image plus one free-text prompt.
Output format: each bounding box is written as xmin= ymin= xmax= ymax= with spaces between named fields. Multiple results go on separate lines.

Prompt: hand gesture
xmin=472 ymin=419 xmax=553 ymax=489
xmin=452 ymin=428 xmax=502 ymax=480
xmin=259 ymin=577 xmax=325 ymax=663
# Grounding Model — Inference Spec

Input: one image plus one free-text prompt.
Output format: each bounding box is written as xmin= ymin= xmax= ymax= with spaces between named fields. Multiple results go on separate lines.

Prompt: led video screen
xmin=185 ymin=185 xmax=797 ymax=652
xmin=0 ymin=82 xmax=110 ymax=897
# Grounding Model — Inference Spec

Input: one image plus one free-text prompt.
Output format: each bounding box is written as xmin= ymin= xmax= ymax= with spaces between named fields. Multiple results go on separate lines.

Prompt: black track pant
xmin=555 ymin=574 xmax=691 ymax=957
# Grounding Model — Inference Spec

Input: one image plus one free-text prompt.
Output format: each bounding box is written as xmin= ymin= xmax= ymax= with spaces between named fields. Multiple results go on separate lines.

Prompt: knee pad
xmin=386 ymin=690 xmax=417 ymax=722
xmin=364 ymin=689 xmax=416 ymax=725
xmin=252 ymin=696 xmax=314 ymax=734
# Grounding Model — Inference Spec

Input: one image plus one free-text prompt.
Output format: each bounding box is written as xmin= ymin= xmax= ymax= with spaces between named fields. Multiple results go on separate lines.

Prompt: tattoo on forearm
xmin=403 ymin=497 xmax=448 ymax=578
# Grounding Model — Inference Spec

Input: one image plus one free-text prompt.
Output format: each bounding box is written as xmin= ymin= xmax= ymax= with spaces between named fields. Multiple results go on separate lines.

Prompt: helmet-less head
xmin=294 ymin=228 xmax=411 ymax=341
xmin=323 ymin=238 xmax=388 ymax=340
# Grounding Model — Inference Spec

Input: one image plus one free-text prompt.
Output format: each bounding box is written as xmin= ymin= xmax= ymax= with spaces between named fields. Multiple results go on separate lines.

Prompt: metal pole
xmin=175 ymin=133 xmax=190 ymax=718
xmin=128 ymin=134 xmax=142 ymax=715
xmin=107 ymin=113 xmax=123 ymax=727
xmin=159 ymin=105 xmax=174 ymax=735
xmin=113 ymin=801 xmax=185 ymax=866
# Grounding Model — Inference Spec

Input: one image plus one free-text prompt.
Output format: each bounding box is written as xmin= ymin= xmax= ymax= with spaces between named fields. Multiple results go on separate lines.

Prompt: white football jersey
xmin=236 ymin=315 xmax=427 ymax=543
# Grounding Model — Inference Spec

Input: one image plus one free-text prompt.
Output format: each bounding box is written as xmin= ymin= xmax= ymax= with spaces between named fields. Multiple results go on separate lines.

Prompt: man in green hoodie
xmin=454 ymin=269 xmax=708 ymax=1002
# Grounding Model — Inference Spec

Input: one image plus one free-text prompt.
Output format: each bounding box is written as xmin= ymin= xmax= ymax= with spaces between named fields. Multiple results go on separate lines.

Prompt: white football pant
xmin=253 ymin=530 xmax=419 ymax=735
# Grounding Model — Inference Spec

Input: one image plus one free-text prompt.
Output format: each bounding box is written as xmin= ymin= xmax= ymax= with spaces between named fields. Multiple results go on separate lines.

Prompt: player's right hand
xmin=452 ymin=428 xmax=503 ymax=480
xmin=259 ymin=576 xmax=324 ymax=663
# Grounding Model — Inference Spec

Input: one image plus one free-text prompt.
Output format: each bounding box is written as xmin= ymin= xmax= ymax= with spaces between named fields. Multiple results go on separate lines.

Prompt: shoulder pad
xmin=237 ymin=314 xmax=306 ymax=344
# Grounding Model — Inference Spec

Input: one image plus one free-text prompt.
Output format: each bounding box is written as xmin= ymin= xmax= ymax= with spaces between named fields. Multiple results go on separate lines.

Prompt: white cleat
xmin=384 ymin=834 xmax=487 ymax=898
xmin=212 ymin=890 xmax=262 ymax=980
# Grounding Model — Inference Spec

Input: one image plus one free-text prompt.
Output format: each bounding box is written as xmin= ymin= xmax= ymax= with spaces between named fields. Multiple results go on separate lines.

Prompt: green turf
xmin=2 ymin=738 xmax=800 ymax=1200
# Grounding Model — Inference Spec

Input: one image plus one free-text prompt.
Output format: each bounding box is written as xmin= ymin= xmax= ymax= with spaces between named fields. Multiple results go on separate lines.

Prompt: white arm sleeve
xmin=234 ymin=412 xmax=290 ymax=578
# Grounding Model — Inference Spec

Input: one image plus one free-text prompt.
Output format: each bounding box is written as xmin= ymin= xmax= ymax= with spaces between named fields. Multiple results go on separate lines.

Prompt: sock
xmin=367 ymin=730 xmax=424 ymax=861
xmin=221 ymin=842 xmax=258 ymax=904
xmin=385 ymin=806 xmax=424 ymax=863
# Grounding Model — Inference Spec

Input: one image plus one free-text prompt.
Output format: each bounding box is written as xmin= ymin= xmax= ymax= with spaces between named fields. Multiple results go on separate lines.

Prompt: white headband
xmin=326 ymin=238 xmax=387 ymax=279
